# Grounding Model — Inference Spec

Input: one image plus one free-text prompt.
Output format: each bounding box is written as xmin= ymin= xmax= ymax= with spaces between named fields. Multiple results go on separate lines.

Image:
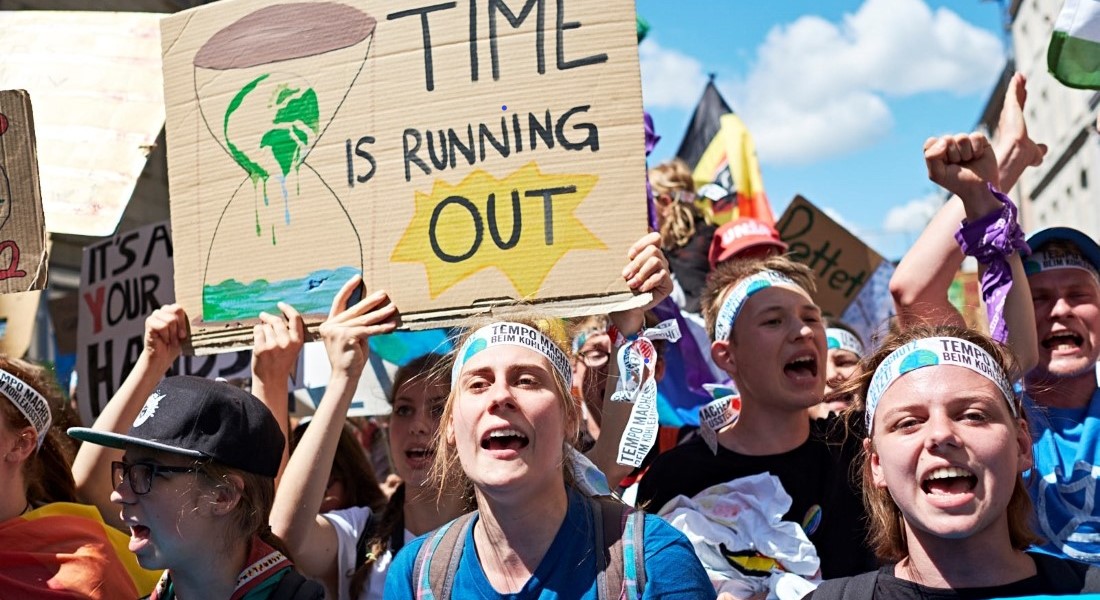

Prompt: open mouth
xmin=1043 ymin=330 xmax=1083 ymax=352
xmin=405 ymin=446 xmax=433 ymax=462
xmin=784 ymin=354 xmax=818 ymax=379
xmin=480 ymin=428 xmax=530 ymax=452
xmin=921 ymin=466 xmax=977 ymax=496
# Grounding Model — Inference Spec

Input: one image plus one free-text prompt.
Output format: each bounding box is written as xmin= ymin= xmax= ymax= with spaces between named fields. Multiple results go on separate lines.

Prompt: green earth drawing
xmin=224 ymin=74 xmax=319 ymax=241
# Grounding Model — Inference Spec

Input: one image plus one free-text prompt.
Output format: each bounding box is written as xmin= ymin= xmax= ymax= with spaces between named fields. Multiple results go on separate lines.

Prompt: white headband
xmin=452 ymin=322 xmax=572 ymax=388
xmin=1026 ymin=249 xmax=1100 ymax=280
xmin=826 ymin=328 xmax=864 ymax=357
xmin=713 ymin=271 xmax=804 ymax=342
xmin=865 ymin=337 xmax=1016 ymax=430
xmin=0 ymin=368 xmax=51 ymax=448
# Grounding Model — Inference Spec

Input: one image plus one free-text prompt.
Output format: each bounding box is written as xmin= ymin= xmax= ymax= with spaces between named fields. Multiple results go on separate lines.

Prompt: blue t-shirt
xmin=384 ymin=488 xmax=714 ymax=599
xmin=1025 ymin=387 xmax=1100 ymax=562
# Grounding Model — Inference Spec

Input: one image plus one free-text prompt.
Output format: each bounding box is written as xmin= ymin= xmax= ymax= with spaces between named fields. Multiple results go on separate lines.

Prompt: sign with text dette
xmin=162 ymin=0 xmax=647 ymax=351
xmin=776 ymin=195 xmax=883 ymax=318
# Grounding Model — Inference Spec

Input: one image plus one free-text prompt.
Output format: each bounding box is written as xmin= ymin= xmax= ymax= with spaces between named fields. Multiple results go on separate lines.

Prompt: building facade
xmin=983 ymin=0 xmax=1100 ymax=239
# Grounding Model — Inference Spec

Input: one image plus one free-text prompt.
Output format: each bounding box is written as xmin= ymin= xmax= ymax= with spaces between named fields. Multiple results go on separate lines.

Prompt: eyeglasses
xmin=111 ymin=461 xmax=203 ymax=495
xmin=579 ymin=348 xmax=610 ymax=368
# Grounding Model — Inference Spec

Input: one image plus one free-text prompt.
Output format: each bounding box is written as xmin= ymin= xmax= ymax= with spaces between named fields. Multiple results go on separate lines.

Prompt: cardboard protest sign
xmin=0 ymin=91 xmax=47 ymax=293
xmin=776 ymin=195 xmax=894 ymax=349
xmin=776 ymin=195 xmax=884 ymax=317
xmin=161 ymin=0 xmax=647 ymax=351
xmin=77 ymin=221 xmax=251 ymax=426
xmin=0 ymin=12 xmax=164 ymax=236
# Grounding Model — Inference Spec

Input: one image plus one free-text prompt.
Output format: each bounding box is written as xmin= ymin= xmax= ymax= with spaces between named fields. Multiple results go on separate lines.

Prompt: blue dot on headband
xmin=899 ymin=349 xmax=940 ymax=375
xmin=463 ymin=337 xmax=487 ymax=363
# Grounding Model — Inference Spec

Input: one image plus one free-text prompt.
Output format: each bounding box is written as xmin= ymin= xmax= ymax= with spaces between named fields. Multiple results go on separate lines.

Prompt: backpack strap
xmin=267 ymin=569 xmax=325 ymax=600
xmin=809 ymin=570 xmax=878 ymax=600
xmin=411 ymin=511 xmax=477 ymax=600
xmin=590 ymin=496 xmax=646 ymax=600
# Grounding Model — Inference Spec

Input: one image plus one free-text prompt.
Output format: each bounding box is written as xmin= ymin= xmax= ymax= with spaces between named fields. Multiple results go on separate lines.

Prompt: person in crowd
xmin=808 ymin=319 xmax=866 ymax=419
xmin=290 ymin=419 xmax=387 ymax=515
xmin=569 ymin=314 xmax=612 ymax=449
xmin=807 ymin=325 xmax=1100 ymax=598
xmin=68 ymin=305 xmax=322 ymax=599
xmin=0 ymin=355 xmax=160 ymax=598
xmin=637 ymin=253 xmax=876 ymax=578
xmin=890 ymin=74 xmax=1100 ymax=562
xmin=267 ymin=278 xmax=467 ymax=600
xmin=651 ymin=158 xmax=716 ymax=314
xmin=384 ymin=233 xmax=714 ymax=598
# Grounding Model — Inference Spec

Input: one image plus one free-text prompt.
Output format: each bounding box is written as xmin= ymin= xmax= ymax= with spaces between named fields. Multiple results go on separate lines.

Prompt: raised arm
xmin=268 ymin=276 xmax=398 ymax=594
xmin=71 ymin=304 xmax=187 ymax=530
xmin=890 ymin=72 xmax=1046 ymax=330
xmin=587 ymin=231 xmax=673 ymax=485
xmin=250 ymin=302 xmax=305 ymax=484
xmin=924 ymin=132 xmax=1038 ymax=370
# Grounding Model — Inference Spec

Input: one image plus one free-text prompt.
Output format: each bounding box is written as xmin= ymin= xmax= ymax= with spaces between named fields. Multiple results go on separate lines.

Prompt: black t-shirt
xmin=636 ymin=415 xmax=875 ymax=579
xmin=805 ymin=552 xmax=1100 ymax=599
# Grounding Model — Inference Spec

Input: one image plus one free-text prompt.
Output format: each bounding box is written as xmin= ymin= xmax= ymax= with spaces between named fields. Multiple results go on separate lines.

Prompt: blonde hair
xmin=836 ymin=324 xmax=1039 ymax=561
xmin=430 ymin=316 xmax=581 ymax=496
xmin=649 ymin=159 xmax=704 ymax=250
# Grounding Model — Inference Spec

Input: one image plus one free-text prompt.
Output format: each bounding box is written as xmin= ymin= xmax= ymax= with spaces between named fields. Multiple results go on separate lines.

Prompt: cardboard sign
xmin=77 ymin=221 xmax=251 ymax=426
xmin=0 ymin=12 xmax=164 ymax=236
xmin=161 ymin=0 xmax=647 ymax=351
xmin=776 ymin=195 xmax=884 ymax=318
xmin=0 ymin=91 xmax=47 ymax=293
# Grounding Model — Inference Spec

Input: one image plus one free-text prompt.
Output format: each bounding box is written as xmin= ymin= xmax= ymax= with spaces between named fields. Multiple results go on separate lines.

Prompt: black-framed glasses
xmin=111 ymin=461 xmax=203 ymax=495
xmin=579 ymin=348 xmax=610 ymax=368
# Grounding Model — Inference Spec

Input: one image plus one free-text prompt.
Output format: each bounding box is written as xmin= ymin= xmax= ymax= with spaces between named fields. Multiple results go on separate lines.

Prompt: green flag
xmin=1049 ymin=0 xmax=1100 ymax=89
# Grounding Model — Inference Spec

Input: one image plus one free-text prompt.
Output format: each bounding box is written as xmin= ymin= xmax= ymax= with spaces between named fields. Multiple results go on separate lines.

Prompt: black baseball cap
xmin=68 ymin=376 xmax=284 ymax=478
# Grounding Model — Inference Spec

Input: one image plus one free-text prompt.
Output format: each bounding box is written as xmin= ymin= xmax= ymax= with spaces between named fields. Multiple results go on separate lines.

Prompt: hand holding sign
xmin=143 ymin=304 xmax=189 ymax=375
xmin=612 ymin=232 xmax=673 ymax=335
xmin=252 ymin=302 xmax=305 ymax=386
xmin=319 ymin=276 xmax=399 ymax=379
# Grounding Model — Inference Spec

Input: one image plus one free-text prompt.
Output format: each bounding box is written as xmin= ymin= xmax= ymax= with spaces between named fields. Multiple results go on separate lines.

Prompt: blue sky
xmin=637 ymin=0 xmax=1009 ymax=260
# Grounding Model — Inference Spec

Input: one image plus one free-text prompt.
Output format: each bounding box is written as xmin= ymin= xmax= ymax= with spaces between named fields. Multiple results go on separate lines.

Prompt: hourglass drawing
xmin=192 ymin=2 xmax=374 ymax=322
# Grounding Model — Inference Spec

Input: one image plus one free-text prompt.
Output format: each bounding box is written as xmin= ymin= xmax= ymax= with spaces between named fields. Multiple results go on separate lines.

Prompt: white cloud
xmin=731 ymin=0 xmax=1004 ymax=165
xmin=883 ymin=193 xmax=943 ymax=233
xmin=639 ymin=38 xmax=708 ymax=110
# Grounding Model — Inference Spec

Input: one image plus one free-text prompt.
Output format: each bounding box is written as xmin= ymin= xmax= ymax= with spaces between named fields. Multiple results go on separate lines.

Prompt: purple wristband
xmin=953 ymin=183 xmax=1031 ymax=343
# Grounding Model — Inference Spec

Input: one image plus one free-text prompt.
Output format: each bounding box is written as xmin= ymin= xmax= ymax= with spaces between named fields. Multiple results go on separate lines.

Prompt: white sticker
xmin=698 ymin=394 xmax=741 ymax=455
xmin=616 ymin=378 xmax=659 ymax=468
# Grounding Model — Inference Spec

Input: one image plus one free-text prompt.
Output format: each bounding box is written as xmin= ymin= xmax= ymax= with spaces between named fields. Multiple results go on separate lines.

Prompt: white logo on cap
xmin=133 ymin=392 xmax=165 ymax=427
xmin=722 ymin=221 xmax=771 ymax=245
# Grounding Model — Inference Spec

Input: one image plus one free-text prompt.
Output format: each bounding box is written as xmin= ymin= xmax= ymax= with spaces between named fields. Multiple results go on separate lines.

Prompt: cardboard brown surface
xmin=77 ymin=221 xmax=251 ymax=425
xmin=0 ymin=91 xmax=47 ymax=293
xmin=0 ymin=12 xmax=164 ymax=236
xmin=776 ymin=195 xmax=884 ymax=318
xmin=0 ymin=289 xmax=42 ymax=358
xmin=161 ymin=0 xmax=647 ymax=351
